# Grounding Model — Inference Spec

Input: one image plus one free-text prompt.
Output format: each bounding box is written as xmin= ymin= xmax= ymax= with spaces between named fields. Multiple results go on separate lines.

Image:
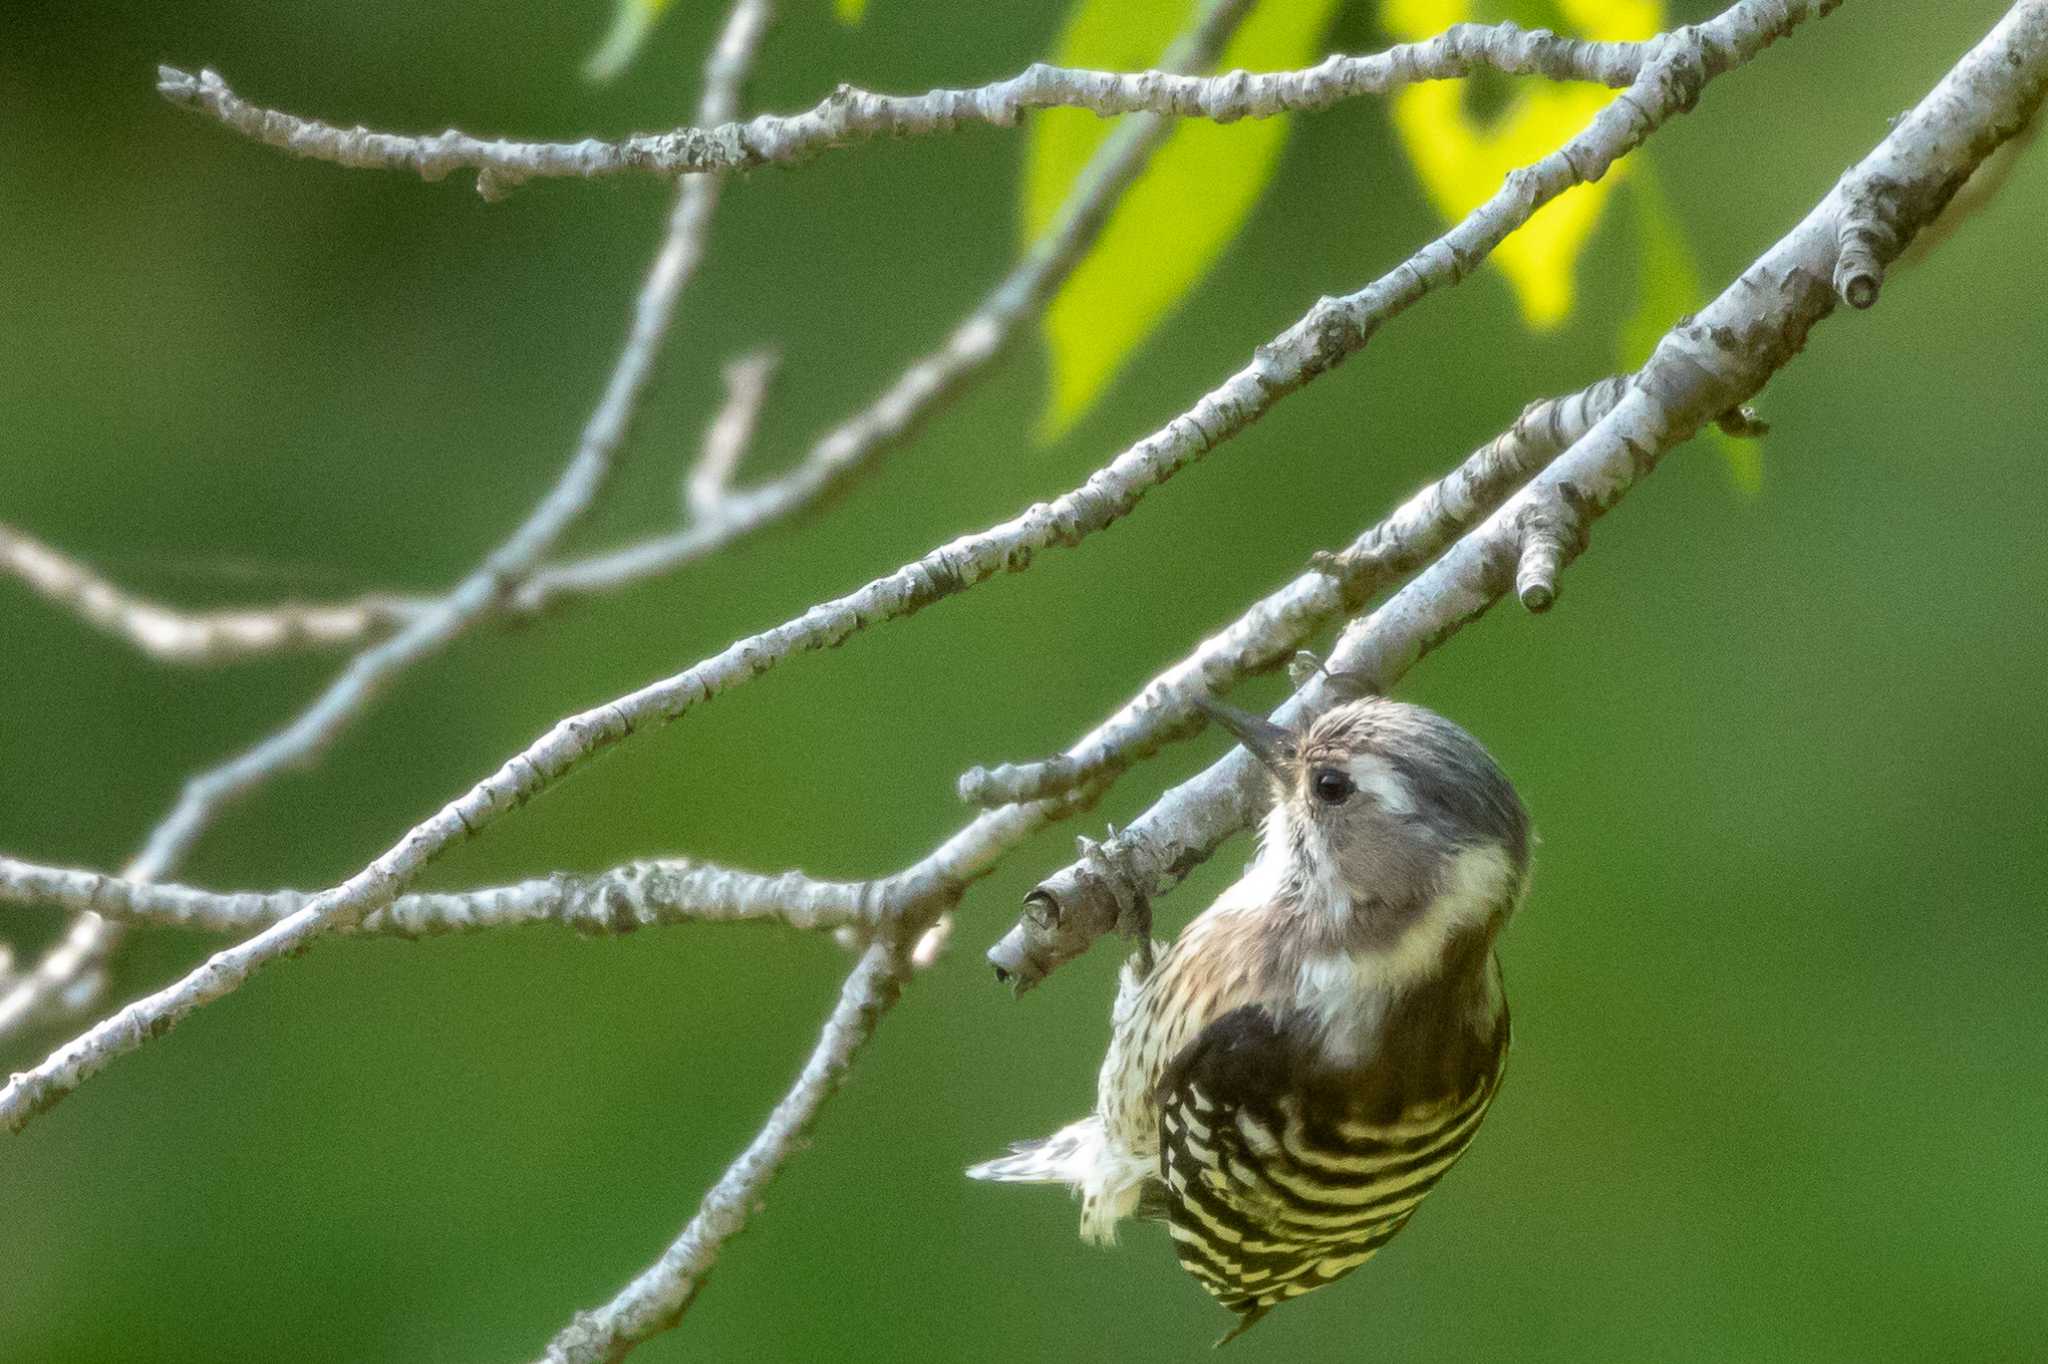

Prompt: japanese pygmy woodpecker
xmin=969 ymin=694 xmax=1531 ymax=1342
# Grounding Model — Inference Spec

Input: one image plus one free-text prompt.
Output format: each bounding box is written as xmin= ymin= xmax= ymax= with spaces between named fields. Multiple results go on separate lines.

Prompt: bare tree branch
xmin=0 ymin=521 xmax=429 ymax=662
xmin=0 ymin=854 xmax=875 ymax=937
xmin=156 ymin=22 xmax=1658 ymax=197
xmin=0 ymin=382 xmax=1633 ymax=979
xmin=1001 ymin=0 xmax=2048 ymax=996
xmin=0 ymin=0 xmax=1828 ymax=1136
xmin=528 ymin=770 xmax=1123 ymax=1361
xmin=0 ymin=0 xmax=1254 ymax=1038
xmin=0 ymin=0 xmax=773 ymax=1043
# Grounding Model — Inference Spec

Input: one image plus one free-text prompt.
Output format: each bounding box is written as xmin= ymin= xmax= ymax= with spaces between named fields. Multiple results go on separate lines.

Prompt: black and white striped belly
xmin=1155 ymin=1009 xmax=1507 ymax=1335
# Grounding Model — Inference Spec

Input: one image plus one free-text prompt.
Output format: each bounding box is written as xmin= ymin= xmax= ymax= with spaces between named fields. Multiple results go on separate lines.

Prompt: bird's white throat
xmin=1285 ymin=838 xmax=1518 ymax=1061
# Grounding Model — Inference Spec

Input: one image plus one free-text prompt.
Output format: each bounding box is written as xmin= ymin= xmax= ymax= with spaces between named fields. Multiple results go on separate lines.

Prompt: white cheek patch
xmin=1292 ymin=843 xmax=1520 ymax=1058
xmin=1432 ymin=844 xmax=1516 ymax=937
xmin=1344 ymin=755 xmax=1418 ymax=817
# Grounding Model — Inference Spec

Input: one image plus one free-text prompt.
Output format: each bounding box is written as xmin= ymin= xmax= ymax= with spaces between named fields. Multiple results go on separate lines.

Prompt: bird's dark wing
xmin=1155 ymin=1004 xmax=1503 ymax=1345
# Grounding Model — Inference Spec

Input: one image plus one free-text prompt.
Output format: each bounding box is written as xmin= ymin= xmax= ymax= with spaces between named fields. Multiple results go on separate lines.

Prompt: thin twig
xmin=157 ymin=23 xmax=1655 ymax=197
xmin=5 ymin=0 xmax=1255 ymax=661
xmin=0 ymin=0 xmax=1250 ymax=1031
xmin=0 ymin=854 xmax=875 ymax=937
xmin=684 ymin=351 xmax=780 ymax=522
xmin=0 ymin=522 xmax=429 ymax=662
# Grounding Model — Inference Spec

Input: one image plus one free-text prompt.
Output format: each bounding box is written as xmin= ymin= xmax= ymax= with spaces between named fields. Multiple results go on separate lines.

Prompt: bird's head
xmin=1196 ymin=692 xmax=1531 ymax=955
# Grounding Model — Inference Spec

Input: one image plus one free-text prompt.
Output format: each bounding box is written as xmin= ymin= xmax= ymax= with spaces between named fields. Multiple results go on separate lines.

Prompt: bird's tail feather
xmin=1214 ymin=1302 xmax=1272 ymax=1349
xmin=965 ymin=1116 xmax=1102 ymax=1185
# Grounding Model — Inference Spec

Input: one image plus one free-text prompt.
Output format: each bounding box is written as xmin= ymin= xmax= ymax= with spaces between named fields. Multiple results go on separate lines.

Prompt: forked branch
xmin=0 ymin=522 xmax=427 ymax=662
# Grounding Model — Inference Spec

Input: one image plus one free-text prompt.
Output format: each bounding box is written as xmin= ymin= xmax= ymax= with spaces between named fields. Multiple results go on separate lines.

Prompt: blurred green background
xmin=4 ymin=2 xmax=2045 ymax=1360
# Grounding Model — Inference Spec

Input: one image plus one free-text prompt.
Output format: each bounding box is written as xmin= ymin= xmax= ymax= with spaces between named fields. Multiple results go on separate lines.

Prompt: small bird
xmin=969 ymin=693 xmax=1531 ymax=1343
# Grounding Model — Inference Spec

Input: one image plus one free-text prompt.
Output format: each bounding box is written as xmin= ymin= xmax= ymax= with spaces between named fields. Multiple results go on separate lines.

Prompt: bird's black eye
xmin=1311 ymin=768 xmax=1354 ymax=805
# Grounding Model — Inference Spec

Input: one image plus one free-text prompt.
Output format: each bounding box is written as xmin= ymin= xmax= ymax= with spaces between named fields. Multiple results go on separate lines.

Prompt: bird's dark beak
xmin=1192 ymin=693 xmax=1297 ymax=778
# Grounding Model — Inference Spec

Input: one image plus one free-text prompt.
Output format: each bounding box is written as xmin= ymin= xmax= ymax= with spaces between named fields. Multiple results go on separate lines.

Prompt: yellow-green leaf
xmin=585 ymin=0 xmax=677 ymax=83
xmin=1621 ymin=162 xmax=1761 ymax=493
xmin=835 ymin=0 xmax=870 ymax=23
xmin=1027 ymin=0 xmax=1344 ymax=439
xmin=1382 ymin=0 xmax=1662 ymax=328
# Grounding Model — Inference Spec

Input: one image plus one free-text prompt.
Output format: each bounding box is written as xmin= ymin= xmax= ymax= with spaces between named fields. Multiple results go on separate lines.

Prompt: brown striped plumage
xmin=970 ymin=696 xmax=1530 ymax=1342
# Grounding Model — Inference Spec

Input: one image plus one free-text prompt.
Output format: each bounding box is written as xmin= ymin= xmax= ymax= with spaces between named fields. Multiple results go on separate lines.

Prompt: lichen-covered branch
xmin=0 ymin=0 xmax=772 ymax=1044
xmin=0 ymin=854 xmax=874 ymax=937
xmin=0 ymin=0 xmax=1825 ymax=1133
xmin=0 ymin=522 xmax=429 ymax=662
xmin=1000 ymin=0 xmax=2048 ymax=996
xmin=158 ymin=21 xmax=1655 ymax=198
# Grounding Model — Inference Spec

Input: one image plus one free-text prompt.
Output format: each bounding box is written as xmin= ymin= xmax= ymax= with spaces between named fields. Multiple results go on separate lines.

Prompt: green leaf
xmin=584 ymin=0 xmax=677 ymax=83
xmin=1026 ymin=0 xmax=1344 ymax=439
xmin=1621 ymin=161 xmax=1761 ymax=494
xmin=835 ymin=0 xmax=870 ymax=22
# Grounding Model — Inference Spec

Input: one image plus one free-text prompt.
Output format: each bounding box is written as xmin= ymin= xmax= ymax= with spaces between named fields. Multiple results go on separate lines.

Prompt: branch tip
xmin=686 ymin=348 xmax=781 ymax=521
xmin=156 ymin=65 xmax=198 ymax=102
xmin=1513 ymin=492 xmax=1587 ymax=614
